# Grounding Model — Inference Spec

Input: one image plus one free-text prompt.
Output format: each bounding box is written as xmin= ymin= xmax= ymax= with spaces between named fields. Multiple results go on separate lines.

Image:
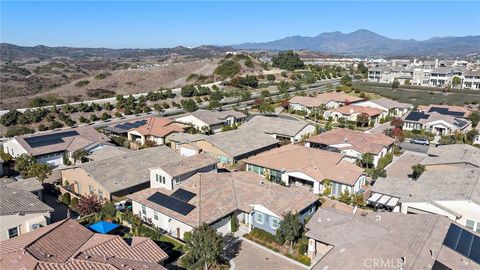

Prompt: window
xmin=141 ymin=204 xmax=146 ymax=215
xmin=154 ymin=211 xmax=158 ymax=221
xmin=270 ymin=218 xmax=280 ymax=229
xmin=477 ymin=222 xmax=480 ymax=234
xmin=88 ymin=185 xmax=94 ymax=194
xmin=255 ymin=213 xmax=265 ymax=224
xmin=156 ymin=174 xmax=160 ymax=183
xmin=156 ymin=174 xmax=166 ymax=184
xmin=8 ymin=227 xmax=19 ymax=239
xmin=466 ymin=219 xmax=475 ymax=230
xmin=98 ymin=190 xmax=103 ymax=198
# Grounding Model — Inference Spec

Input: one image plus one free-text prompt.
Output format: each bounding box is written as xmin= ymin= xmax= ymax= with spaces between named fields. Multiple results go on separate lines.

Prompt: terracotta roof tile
xmin=290 ymin=92 xmax=363 ymax=108
xmin=306 ymin=128 xmax=395 ymax=155
xmin=332 ymin=105 xmax=384 ymax=116
xmin=132 ymin=117 xmax=184 ymax=137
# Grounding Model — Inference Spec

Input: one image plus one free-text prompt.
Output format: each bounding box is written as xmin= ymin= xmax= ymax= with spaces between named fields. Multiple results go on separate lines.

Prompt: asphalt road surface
xmin=399 ymin=141 xmax=430 ymax=153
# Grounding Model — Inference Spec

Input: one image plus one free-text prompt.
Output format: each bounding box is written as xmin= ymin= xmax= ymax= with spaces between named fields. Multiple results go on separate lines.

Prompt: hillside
xmin=233 ymin=29 xmax=480 ymax=57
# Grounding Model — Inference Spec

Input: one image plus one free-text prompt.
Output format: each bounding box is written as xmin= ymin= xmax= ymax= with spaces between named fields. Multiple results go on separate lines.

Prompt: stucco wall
xmin=1 ymin=212 xmax=51 ymax=241
xmin=2 ymin=139 xmax=28 ymax=158
xmin=61 ymin=168 xmax=111 ymax=200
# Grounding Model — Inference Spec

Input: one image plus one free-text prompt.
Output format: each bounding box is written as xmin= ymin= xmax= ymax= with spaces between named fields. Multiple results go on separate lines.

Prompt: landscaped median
xmin=243 ymin=228 xmax=311 ymax=266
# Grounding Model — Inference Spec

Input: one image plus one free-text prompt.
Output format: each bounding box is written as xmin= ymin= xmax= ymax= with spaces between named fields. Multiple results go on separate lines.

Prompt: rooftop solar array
xmin=171 ymin=188 xmax=196 ymax=202
xmin=147 ymin=192 xmax=195 ymax=216
xmin=404 ymin=111 xmax=429 ymax=122
xmin=428 ymin=107 xmax=466 ymax=117
xmin=105 ymin=120 xmax=148 ymax=134
xmin=24 ymin=130 xmax=80 ymax=148
xmin=443 ymin=224 xmax=480 ymax=265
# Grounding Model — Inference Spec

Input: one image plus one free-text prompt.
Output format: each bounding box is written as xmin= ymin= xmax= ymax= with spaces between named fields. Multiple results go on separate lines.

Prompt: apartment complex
xmin=368 ymin=59 xmax=480 ymax=89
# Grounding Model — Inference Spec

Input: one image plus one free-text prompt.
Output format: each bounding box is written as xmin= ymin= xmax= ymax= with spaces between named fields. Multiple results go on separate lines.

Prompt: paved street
xmin=231 ymin=240 xmax=305 ymax=270
xmin=399 ymin=141 xmax=430 ymax=153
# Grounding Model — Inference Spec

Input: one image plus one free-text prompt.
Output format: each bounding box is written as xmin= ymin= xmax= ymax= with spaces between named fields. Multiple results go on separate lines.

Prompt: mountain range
xmin=232 ymin=29 xmax=480 ymax=57
xmin=0 ymin=43 xmax=234 ymax=61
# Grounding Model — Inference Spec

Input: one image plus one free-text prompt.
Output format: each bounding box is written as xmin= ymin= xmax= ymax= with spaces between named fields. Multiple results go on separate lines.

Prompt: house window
xmin=156 ymin=174 xmax=160 ymax=183
xmin=154 ymin=211 xmax=158 ymax=221
xmin=466 ymin=219 xmax=475 ymax=230
xmin=255 ymin=213 xmax=265 ymax=224
xmin=8 ymin=227 xmax=19 ymax=239
xmin=270 ymin=218 xmax=280 ymax=230
xmin=98 ymin=190 xmax=103 ymax=198
xmin=88 ymin=185 xmax=94 ymax=194
xmin=141 ymin=204 xmax=146 ymax=215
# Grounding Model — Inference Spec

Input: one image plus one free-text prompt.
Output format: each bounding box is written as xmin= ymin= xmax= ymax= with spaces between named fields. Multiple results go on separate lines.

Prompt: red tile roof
xmin=332 ymin=105 xmax=384 ymax=117
xmin=0 ymin=219 xmax=168 ymax=270
xmin=306 ymin=128 xmax=395 ymax=155
xmin=132 ymin=117 xmax=184 ymax=137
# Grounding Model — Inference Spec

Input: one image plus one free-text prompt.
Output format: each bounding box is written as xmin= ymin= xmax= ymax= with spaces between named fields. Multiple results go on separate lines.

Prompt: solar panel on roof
xmin=428 ymin=107 xmax=465 ymax=117
xmin=147 ymin=192 xmax=195 ymax=216
xmin=171 ymin=188 xmax=196 ymax=202
xmin=443 ymin=224 xmax=480 ymax=264
xmin=405 ymin=111 xmax=429 ymax=122
xmin=24 ymin=130 xmax=79 ymax=148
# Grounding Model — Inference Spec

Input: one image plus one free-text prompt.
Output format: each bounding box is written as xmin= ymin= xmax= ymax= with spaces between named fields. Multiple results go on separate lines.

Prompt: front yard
xmin=243 ymin=228 xmax=311 ymax=266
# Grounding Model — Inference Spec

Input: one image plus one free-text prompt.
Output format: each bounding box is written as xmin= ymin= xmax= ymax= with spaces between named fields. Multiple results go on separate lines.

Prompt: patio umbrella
xmin=89 ymin=221 xmax=120 ymax=234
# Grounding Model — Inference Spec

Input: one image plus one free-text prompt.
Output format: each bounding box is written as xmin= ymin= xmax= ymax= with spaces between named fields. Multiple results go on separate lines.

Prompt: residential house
xmin=463 ymin=70 xmax=480 ymax=90
xmin=354 ymin=97 xmax=412 ymax=117
xmin=2 ymin=126 xmax=110 ymax=166
xmin=324 ymin=105 xmax=386 ymax=125
xmin=370 ymin=144 xmax=480 ymax=231
xmin=85 ymin=144 xmax=132 ymax=162
xmin=305 ymin=128 xmax=395 ymax=167
xmin=61 ymin=146 xmax=180 ymax=201
xmin=0 ymin=219 xmax=169 ymax=269
xmin=417 ymin=104 xmax=471 ymax=118
xmin=127 ymin=117 xmax=185 ymax=146
xmin=474 ymin=122 xmax=480 ymax=145
xmin=244 ymin=144 xmax=366 ymax=196
xmin=289 ymin=92 xmax=363 ymax=114
xmin=103 ymin=118 xmax=149 ymax=137
xmin=149 ymin=153 xmax=218 ymax=190
xmin=238 ymin=115 xmax=315 ymax=143
xmin=403 ymin=111 xmax=471 ymax=135
xmin=128 ymin=171 xmax=318 ymax=240
xmin=0 ymin=184 xmax=53 ymax=241
xmin=305 ymin=208 xmax=479 ymax=270
xmin=165 ymin=133 xmax=207 ymax=156
xmin=183 ymin=129 xmax=279 ymax=165
xmin=1 ymin=177 xmax=44 ymax=200
xmin=175 ymin=109 xmax=246 ymax=133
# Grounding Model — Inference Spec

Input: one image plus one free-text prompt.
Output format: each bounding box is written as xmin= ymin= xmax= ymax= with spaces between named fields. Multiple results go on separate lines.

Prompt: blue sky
xmin=1 ymin=1 xmax=479 ymax=48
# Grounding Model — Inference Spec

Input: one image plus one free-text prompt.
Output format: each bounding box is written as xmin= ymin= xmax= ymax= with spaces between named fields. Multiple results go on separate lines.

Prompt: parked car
xmin=410 ymin=138 xmax=430 ymax=145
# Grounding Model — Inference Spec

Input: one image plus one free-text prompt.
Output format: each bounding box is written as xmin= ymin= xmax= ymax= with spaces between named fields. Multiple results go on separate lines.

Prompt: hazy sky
xmin=1 ymin=1 xmax=479 ymax=48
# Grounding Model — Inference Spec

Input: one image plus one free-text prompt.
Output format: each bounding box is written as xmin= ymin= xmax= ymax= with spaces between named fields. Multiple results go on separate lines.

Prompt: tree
xmin=360 ymin=153 xmax=374 ymax=168
xmin=15 ymin=154 xmax=36 ymax=177
xmin=29 ymin=163 xmax=52 ymax=183
xmin=181 ymin=84 xmax=196 ymax=97
xmin=466 ymin=129 xmax=479 ymax=144
xmin=340 ymin=75 xmax=352 ymax=87
xmin=356 ymin=113 xmax=370 ymax=127
xmin=392 ymin=79 xmax=400 ymax=89
xmin=452 ymin=76 xmax=462 ymax=88
xmin=258 ymin=102 xmax=274 ymax=114
xmin=76 ymin=194 xmax=104 ymax=215
xmin=89 ymin=114 xmax=98 ymax=122
xmin=277 ymin=211 xmax=303 ymax=254
xmin=207 ymin=100 xmax=222 ymax=110
xmin=100 ymin=112 xmax=111 ymax=121
xmin=214 ymin=60 xmax=241 ymax=79
xmin=371 ymin=168 xmax=387 ymax=180
xmin=182 ymin=224 xmax=224 ymax=270
xmin=72 ymin=149 xmax=88 ymax=163
xmin=271 ymin=50 xmax=304 ymax=70
xmin=266 ymin=74 xmax=275 ymax=81
xmin=338 ymin=189 xmax=352 ymax=205
xmin=468 ymin=111 xmax=480 ymax=127
xmin=230 ymin=215 xmax=239 ymax=232
xmin=181 ymin=99 xmax=198 ymax=112
xmin=153 ymin=103 xmax=164 ymax=114
xmin=6 ymin=126 xmax=35 ymax=137
xmin=391 ymin=117 xmax=404 ymax=128
xmin=0 ymin=109 xmax=22 ymax=126
xmin=99 ymin=201 xmax=117 ymax=220
xmin=411 ymin=164 xmax=425 ymax=180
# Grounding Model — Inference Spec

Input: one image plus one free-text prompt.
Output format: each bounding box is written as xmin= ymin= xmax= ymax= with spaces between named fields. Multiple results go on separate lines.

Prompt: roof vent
xmin=375 ymin=215 xmax=381 ymax=221
xmin=430 ymin=249 xmax=434 ymax=258
xmin=46 ymin=254 xmax=53 ymax=258
xmin=401 ymin=256 xmax=406 ymax=265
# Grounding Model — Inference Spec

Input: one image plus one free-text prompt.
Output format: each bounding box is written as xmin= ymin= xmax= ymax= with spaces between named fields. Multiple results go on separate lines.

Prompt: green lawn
xmin=158 ymin=234 xmax=186 ymax=264
xmin=353 ymin=82 xmax=480 ymax=106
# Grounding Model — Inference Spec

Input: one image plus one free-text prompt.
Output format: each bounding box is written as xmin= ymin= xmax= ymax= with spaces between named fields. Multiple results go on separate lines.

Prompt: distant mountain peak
xmin=232 ymin=29 xmax=480 ymax=57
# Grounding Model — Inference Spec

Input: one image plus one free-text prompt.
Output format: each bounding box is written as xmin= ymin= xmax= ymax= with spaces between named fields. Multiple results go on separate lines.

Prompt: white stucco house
xmin=175 ymin=109 xmax=246 ymax=133
xmin=127 ymin=117 xmax=185 ymax=146
xmin=354 ymin=97 xmax=412 ymax=117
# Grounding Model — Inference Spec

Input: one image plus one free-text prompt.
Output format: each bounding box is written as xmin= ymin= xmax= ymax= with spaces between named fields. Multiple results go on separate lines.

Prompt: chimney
xmin=413 ymin=58 xmax=417 ymax=65
xmin=435 ymin=59 xmax=439 ymax=69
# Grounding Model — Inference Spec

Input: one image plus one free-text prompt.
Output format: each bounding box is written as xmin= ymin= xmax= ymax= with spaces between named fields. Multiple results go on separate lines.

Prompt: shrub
xmin=74 ymin=80 xmax=90 ymax=87
xmin=6 ymin=126 xmax=35 ymax=137
xmin=231 ymin=215 xmax=239 ymax=232
xmin=266 ymin=74 xmax=275 ymax=81
xmin=214 ymin=60 xmax=241 ymax=78
xmin=298 ymin=241 xmax=308 ymax=255
xmin=60 ymin=192 xmax=71 ymax=205
xmin=250 ymin=228 xmax=276 ymax=243
xmin=377 ymin=153 xmax=393 ymax=170
xmin=70 ymin=197 xmax=79 ymax=208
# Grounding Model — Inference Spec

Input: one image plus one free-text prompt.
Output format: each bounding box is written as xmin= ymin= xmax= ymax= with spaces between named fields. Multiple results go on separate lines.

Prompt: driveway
xmin=399 ymin=141 xmax=430 ymax=153
xmin=231 ymin=240 xmax=304 ymax=270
